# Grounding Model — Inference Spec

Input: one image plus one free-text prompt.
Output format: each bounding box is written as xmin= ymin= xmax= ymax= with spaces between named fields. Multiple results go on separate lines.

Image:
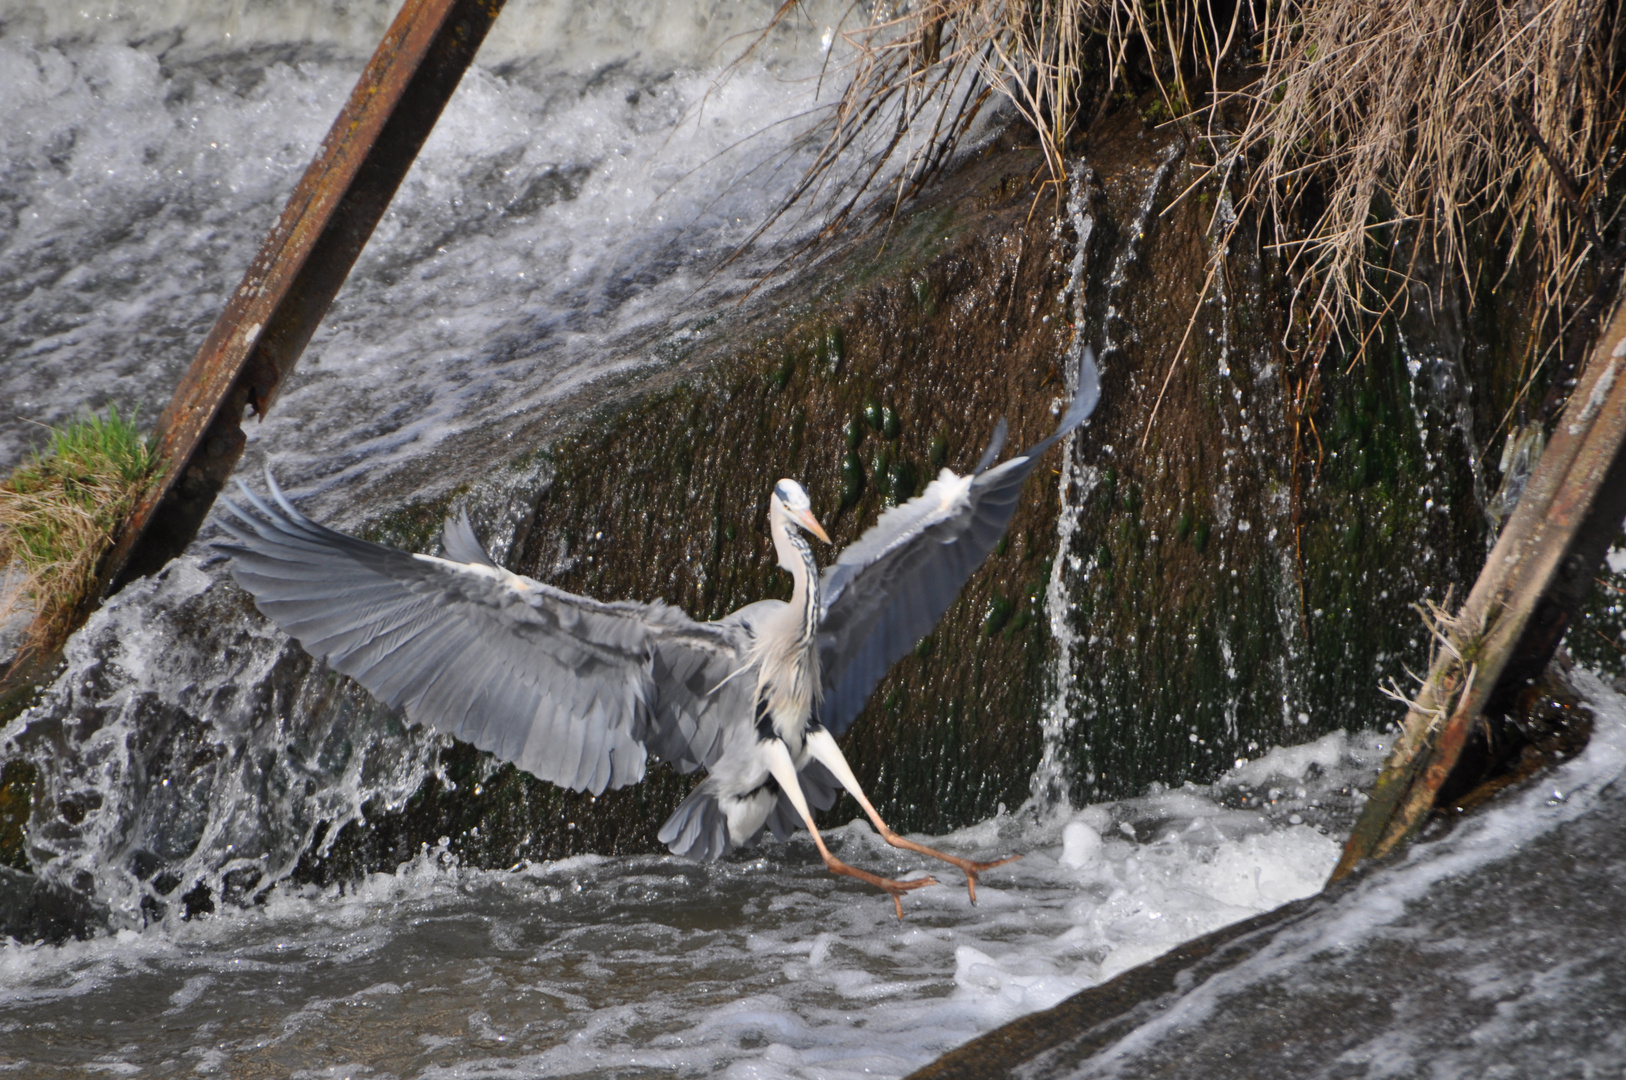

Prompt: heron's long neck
xmin=771 ymin=515 xmax=822 ymax=651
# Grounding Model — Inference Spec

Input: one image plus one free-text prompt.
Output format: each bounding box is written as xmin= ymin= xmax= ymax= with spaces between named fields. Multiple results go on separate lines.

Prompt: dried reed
xmin=755 ymin=1 xmax=1623 ymax=379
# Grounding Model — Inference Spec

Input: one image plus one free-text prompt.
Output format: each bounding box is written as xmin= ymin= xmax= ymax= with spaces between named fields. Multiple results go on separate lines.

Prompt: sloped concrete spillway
xmin=3 ymin=0 xmax=1625 ymax=1075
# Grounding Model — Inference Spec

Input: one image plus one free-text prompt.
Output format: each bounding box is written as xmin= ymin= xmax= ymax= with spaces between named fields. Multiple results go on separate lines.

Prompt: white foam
xmin=0 ymin=726 xmax=1376 ymax=1078
xmin=1225 ymin=729 xmax=1365 ymax=785
xmin=1078 ymin=671 xmax=1626 ymax=1076
xmin=0 ymin=0 xmax=853 ymax=517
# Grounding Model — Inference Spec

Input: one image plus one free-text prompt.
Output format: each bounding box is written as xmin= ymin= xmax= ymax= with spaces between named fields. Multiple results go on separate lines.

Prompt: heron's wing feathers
xmin=816 ymin=350 xmax=1099 ymax=736
xmin=215 ymin=474 xmax=745 ymax=795
xmin=441 ymin=509 xmax=498 ymax=567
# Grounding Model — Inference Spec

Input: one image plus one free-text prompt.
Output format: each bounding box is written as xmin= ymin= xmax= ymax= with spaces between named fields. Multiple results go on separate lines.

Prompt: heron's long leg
xmin=763 ymin=739 xmax=936 ymax=918
xmin=805 ymin=729 xmax=1019 ymax=903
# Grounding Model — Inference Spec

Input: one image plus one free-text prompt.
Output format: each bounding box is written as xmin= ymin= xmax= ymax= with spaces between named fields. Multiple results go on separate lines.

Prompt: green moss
xmin=911 ymin=277 xmax=937 ymax=316
xmin=985 ymin=594 xmax=1014 ymax=636
xmin=843 ymin=412 xmax=865 ymax=450
xmin=886 ymin=458 xmax=917 ymax=504
xmin=823 ymin=326 xmax=845 ymax=372
xmin=840 ymin=452 xmax=866 ymax=506
xmin=881 ymin=405 xmax=902 ymax=440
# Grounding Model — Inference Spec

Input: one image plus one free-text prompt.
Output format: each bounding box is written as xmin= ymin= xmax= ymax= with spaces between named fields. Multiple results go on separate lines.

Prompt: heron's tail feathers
xmin=658 ymin=761 xmax=843 ymax=862
xmin=658 ymin=779 xmax=734 ymax=862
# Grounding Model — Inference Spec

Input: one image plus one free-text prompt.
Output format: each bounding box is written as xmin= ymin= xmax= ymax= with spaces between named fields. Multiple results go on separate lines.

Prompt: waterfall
xmin=1030 ymin=162 xmax=1098 ymax=810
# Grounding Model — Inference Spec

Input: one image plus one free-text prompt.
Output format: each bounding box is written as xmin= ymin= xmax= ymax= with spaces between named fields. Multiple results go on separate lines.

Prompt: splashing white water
xmin=0 ymin=723 xmax=1385 ymax=1078
xmin=0 ymin=0 xmax=858 ymax=520
xmin=1031 ymin=160 xmax=1099 ymax=809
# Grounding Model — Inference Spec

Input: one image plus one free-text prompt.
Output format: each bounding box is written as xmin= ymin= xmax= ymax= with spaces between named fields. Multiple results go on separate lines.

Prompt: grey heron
xmin=216 ymin=352 xmax=1098 ymax=915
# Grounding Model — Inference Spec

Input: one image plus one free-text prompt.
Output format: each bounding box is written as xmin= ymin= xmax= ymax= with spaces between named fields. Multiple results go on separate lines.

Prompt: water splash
xmin=0 ymin=723 xmax=1386 ymax=1077
xmin=1 ymin=556 xmax=445 ymax=928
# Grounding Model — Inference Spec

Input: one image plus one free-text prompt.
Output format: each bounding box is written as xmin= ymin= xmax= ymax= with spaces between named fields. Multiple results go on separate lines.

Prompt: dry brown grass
xmin=0 ymin=407 xmax=154 ymax=663
xmin=1231 ymin=0 xmax=1624 ymax=358
xmin=754 ymin=1 xmax=1624 ymax=384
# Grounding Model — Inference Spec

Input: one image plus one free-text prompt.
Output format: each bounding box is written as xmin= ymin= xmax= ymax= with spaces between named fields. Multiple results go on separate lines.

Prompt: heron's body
xmin=217 ymin=355 xmax=1099 ymax=913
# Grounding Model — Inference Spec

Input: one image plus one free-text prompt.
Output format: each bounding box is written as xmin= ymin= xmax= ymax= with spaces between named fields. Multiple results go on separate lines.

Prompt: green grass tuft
xmin=1 ymin=405 xmax=156 ymax=661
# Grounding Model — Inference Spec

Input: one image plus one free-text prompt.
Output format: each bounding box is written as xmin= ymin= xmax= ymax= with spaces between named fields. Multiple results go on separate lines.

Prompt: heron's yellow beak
xmin=798 ymin=509 xmax=832 ymax=544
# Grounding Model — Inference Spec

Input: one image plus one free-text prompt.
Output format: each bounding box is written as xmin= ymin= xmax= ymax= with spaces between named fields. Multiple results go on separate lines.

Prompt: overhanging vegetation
xmin=762 ymin=0 xmax=1623 ymax=403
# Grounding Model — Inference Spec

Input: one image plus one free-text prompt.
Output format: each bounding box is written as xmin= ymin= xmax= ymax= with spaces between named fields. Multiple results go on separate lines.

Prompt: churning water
xmin=0 ymin=0 xmax=871 ymax=509
xmin=0 ymin=731 xmax=1380 ymax=1077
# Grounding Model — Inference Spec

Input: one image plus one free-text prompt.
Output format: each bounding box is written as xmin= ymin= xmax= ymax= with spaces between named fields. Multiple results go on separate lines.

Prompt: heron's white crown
xmin=772 ymin=479 xmax=812 ymax=512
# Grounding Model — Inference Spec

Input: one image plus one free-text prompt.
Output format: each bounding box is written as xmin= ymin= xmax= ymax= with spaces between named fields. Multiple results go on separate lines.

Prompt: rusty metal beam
xmin=102 ymin=0 xmax=506 ymax=592
xmin=1331 ymin=290 xmax=1626 ymax=880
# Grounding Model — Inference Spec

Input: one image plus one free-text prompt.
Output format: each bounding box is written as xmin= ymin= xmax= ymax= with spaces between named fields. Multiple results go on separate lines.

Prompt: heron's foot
xmin=821 ymin=855 xmax=937 ymax=918
xmin=880 ymin=833 xmax=1022 ymax=903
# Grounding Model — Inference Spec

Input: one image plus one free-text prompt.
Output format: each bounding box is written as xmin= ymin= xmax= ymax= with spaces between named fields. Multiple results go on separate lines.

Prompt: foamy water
xmin=0 ymin=727 xmax=1382 ymax=1078
xmin=0 ymin=0 xmax=872 ymax=516
xmin=1054 ymin=671 xmax=1626 ymax=1077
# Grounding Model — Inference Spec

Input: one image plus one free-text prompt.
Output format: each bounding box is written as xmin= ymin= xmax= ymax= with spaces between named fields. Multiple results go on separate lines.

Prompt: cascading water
xmin=0 ymin=0 xmax=859 ymax=508
xmin=1 ymin=0 xmax=864 ymax=928
xmin=1030 ymin=161 xmax=1098 ymax=810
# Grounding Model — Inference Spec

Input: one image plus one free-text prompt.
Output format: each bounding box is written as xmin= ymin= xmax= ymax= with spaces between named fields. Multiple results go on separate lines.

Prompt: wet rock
xmin=0 ymin=865 xmax=104 ymax=944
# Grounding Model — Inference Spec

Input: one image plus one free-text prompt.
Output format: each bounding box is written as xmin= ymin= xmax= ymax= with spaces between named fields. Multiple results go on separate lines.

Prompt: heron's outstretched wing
xmin=215 ymin=474 xmax=748 ymax=795
xmin=816 ymin=350 xmax=1099 ymax=736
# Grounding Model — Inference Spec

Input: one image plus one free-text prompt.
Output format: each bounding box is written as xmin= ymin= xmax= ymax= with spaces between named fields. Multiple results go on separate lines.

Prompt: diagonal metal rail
xmin=1331 ymin=290 xmax=1626 ymax=879
xmin=101 ymin=0 xmax=507 ymax=593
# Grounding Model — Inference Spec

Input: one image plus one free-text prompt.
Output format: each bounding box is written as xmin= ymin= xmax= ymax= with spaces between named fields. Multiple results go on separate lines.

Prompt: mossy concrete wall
xmin=297 ymin=129 xmax=1085 ymax=878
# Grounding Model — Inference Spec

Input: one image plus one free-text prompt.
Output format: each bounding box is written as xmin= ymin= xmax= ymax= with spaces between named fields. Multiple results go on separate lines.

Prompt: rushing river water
xmin=0 ymin=0 xmax=871 ymax=507
xmin=0 ymin=731 xmax=1379 ymax=1078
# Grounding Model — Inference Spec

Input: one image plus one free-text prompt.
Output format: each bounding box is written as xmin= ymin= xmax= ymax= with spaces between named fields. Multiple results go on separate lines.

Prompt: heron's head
xmin=772 ymin=479 xmax=831 ymax=543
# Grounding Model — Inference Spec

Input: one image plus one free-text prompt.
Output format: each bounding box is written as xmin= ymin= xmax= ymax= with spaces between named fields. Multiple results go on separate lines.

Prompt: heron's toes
xmin=879 ymin=874 xmax=938 ymax=919
xmin=958 ymin=852 xmax=1022 ymax=904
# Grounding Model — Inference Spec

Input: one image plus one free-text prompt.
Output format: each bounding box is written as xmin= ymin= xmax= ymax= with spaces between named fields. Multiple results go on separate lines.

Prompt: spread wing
xmin=214 ymin=473 xmax=752 ymax=795
xmin=816 ymin=349 xmax=1099 ymax=736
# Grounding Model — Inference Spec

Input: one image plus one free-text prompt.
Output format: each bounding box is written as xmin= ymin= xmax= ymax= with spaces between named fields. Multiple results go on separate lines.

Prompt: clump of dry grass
xmin=1231 ymin=0 xmax=1625 ymax=363
xmin=0 ymin=407 xmax=154 ymax=662
xmin=742 ymin=0 xmax=1122 ymax=249
xmin=755 ymin=0 xmax=1624 ymax=388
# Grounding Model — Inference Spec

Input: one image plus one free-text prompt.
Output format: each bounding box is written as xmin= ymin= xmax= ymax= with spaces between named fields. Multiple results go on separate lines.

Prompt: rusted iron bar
xmin=102 ymin=0 xmax=506 ymax=592
xmin=1331 ymin=292 xmax=1626 ymax=880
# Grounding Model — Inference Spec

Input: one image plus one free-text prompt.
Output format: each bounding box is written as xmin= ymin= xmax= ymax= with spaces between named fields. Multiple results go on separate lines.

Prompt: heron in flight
xmin=217 ymin=353 xmax=1098 ymax=915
